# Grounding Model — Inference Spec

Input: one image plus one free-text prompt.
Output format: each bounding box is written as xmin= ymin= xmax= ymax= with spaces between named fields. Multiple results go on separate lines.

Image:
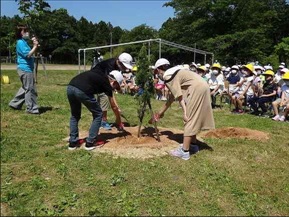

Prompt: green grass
xmin=1 ymin=69 xmax=289 ymax=216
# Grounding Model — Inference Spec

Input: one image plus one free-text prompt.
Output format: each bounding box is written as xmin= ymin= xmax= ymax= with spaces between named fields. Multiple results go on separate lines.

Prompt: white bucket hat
xmin=118 ymin=53 xmax=133 ymax=70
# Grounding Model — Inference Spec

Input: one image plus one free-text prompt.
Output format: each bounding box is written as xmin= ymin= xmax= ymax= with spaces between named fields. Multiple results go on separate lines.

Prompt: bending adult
xmin=9 ymin=25 xmax=40 ymax=114
xmin=91 ymin=53 xmax=133 ymax=130
xmin=153 ymin=58 xmax=215 ymax=160
xmin=67 ymin=53 xmax=133 ymax=151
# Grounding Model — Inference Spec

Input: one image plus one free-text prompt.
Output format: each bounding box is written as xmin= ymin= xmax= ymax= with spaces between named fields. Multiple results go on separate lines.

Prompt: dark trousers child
xmin=248 ymin=96 xmax=274 ymax=114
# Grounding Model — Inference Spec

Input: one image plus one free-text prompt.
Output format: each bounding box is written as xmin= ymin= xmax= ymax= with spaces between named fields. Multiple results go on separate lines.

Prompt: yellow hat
xmin=212 ymin=63 xmax=221 ymax=70
xmin=243 ymin=63 xmax=254 ymax=72
xmin=197 ymin=65 xmax=207 ymax=72
xmin=282 ymin=72 xmax=289 ymax=80
xmin=132 ymin=65 xmax=138 ymax=71
xmin=263 ymin=70 xmax=275 ymax=76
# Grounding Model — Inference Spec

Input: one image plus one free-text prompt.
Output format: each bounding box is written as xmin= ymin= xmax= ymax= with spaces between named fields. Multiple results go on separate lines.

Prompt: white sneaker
xmin=279 ymin=115 xmax=285 ymax=122
xmin=272 ymin=115 xmax=280 ymax=121
xmin=170 ymin=147 xmax=190 ymax=160
xmin=179 ymin=143 xmax=199 ymax=154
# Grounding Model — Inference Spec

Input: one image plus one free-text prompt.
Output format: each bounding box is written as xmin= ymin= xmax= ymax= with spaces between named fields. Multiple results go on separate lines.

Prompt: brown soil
xmin=63 ymin=126 xmax=269 ymax=159
xmin=200 ymin=127 xmax=270 ymax=141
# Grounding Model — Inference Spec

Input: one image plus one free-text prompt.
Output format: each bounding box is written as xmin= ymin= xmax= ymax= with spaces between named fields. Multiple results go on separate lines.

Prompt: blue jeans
xmin=67 ymin=85 xmax=103 ymax=143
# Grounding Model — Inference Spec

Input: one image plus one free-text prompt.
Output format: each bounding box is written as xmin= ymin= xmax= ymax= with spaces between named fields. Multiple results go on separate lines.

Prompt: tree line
xmin=1 ymin=0 xmax=289 ymax=68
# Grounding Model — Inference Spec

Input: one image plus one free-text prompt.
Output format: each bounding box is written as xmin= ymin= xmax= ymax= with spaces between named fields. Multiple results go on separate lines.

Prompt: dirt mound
xmin=63 ymin=126 xmax=184 ymax=159
xmin=62 ymin=126 xmax=269 ymax=159
xmin=201 ymin=127 xmax=269 ymax=141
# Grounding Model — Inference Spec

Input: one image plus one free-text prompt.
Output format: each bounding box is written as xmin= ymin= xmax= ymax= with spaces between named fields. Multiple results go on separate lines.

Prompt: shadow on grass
xmin=39 ymin=106 xmax=59 ymax=114
xmin=160 ymin=129 xmax=214 ymax=153
xmin=56 ymin=83 xmax=69 ymax=86
xmin=98 ymin=128 xmax=133 ymax=142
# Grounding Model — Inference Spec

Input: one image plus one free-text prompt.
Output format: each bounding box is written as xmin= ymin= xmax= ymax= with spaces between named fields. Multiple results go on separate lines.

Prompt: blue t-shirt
xmin=16 ymin=39 xmax=34 ymax=73
xmin=227 ymin=74 xmax=240 ymax=84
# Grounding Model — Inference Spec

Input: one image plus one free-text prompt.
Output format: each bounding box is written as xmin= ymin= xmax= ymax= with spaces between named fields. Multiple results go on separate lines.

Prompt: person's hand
xmin=32 ymin=37 xmax=39 ymax=47
xmin=183 ymin=114 xmax=189 ymax=123
xmin=148 ymin=113 xmax=162 ymax=124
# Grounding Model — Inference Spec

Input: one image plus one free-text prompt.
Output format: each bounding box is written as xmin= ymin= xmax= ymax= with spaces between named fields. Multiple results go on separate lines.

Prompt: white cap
xmin=280 ymin=68 xmax=289 ymax=73
xmin=231 ymin=65 xmax=239 ymax=70
xmin=264 ymin=65 xmax=273 ymax=71
xmin=225 ymin=67 xmax=231 ymax=72
xmin=254 ymin=65 xmax=264 ymax=71
xmin=205 ymin=63 xmax=210 ymax=68
xmin=154 ymin=58 xmax=170 ymax=69
xmin=109 ymin=70 xmax=124 ymax=88
xmin=190 ymin=62 xmax=197 ymax=68
xmin=118 ymin=53 xmax=133 ymax=70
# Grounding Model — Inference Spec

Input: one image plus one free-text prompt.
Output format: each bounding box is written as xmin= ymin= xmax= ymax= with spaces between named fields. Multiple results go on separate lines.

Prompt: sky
xmin=1 ymin=0 xmax=175 ymax=30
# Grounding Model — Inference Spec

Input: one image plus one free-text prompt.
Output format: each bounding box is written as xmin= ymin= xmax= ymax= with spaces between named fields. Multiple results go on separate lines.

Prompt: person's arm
xmin=27 ymin=37 xmax=39 ymax=58
xmin=178 ymin=96 xmax=188 ymax=122
xmin=211 ymin=84 xmax=220 ymax=95
xmin=260 ymin=90 xmax=276 ymax=98
xmin=240 ymin=80 xmax=252 ymax=98
xmin=280 ymin=91 xmax=288 ymax=106
xmin=156 ymin=93 xmax=175 ymax=119
xmin=108 ymin=95 xmax=122 ymax=127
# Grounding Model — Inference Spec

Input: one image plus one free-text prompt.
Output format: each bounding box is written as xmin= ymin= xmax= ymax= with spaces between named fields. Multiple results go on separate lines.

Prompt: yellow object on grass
xmin=1 ymin=75 xmax=10 ymax=84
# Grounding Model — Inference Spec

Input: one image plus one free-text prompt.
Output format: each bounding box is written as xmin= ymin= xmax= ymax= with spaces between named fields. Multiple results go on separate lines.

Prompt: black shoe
xmin=68 ymin=142 xmax=78 ymax=150
xmin=84 ymin=142 xmax=96 ymax=151
xmin=85 ymin=140 xmax=105 ymax=151
xmin=68 ymin=139 xmax=86 ymax=150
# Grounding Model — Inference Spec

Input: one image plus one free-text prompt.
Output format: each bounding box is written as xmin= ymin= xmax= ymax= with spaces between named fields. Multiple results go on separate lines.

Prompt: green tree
xmin=275 ymin=37 xmax=289 ymax=64
xmin=135 ymin=45 xmax=159 ymax=140
xmin=161 ymin=0 xmax=289 ymax=65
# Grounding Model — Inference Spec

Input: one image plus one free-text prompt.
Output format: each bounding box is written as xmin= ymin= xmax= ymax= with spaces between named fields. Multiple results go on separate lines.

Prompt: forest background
xmin=1 ymin=0 xmax=289 ymax=67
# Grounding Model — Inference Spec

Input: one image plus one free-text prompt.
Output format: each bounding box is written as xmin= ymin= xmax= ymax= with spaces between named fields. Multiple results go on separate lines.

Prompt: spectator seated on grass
xmin=272 ymin=71 xmax=289 ymax=121
xmin=248 ymin=70 xmax=277 ymax=117
xmin=231 ymin=63 xmax=255 ymax=114
xmin=275 ymin=67 xmax=289 ymax=98
xmin=275 ymin=63 xmax=286 ymax=84
xmin=207 ymin=62 xmax=224 ymax=108
xmin=224 ymin=65 xmax=241 ymax=106
xmin=226 ymin=65 xmax=241 ymax=93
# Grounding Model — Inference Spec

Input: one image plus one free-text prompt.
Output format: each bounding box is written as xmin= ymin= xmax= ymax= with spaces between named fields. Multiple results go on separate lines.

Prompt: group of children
xmin=190 ymin=61 xmax=289 ymax=122
xmin=115 ymin=59 xmax=289 ymax=122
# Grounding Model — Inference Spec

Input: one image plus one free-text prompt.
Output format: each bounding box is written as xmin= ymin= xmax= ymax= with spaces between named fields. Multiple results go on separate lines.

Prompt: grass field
xmin=1 ymin=69 xmax=289 ymax=216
